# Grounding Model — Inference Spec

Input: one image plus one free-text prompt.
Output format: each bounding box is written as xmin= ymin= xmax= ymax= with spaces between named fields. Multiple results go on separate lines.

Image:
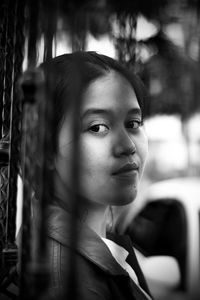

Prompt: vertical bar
xmin=31 ymin=67 xmax=54 ymax=300
xmin=7 ymin=0 xmax=26 ymax=248
xmin=63 ymin=61 xmax=82 ymax=300
xmin=28 ymin=1 xmax=57 ymax=298
xmin=27 ymin=0 xmax=39 ymax=68
xmin=0 ymin=0 xmax=16 ymax=255
xmin=0 ymin=0 xmax=7 ymax=141
xmin=19 ymin=69 xmax=49 ymax=300
xmin=2 ymin=0 xmax=16 ymax=139
xmin=19 ymin=99 xmax=35 ymax=300
xmin=0 ymin=0 xmax=9 ymax=258
xmin=43 ymin=0 xmax=57 ymax=61
xmin=19 ymin=1 xmax=56 ymax=298
xmin=0 ymin=0 xmax=20 ymax=267
xmin=1 ymin=0 xmax=17 ymax=266
xmin=19 ymin=0 xmax=39 ymax=298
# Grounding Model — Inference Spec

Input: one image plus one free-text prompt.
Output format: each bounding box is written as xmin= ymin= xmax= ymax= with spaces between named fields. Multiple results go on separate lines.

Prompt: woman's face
xmin=55 ymin=71 xmax=148 ymax=207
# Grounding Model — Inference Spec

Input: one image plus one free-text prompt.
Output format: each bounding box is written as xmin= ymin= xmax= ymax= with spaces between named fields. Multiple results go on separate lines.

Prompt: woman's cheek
xmin=137 ymin=131 xmax=149 ymax=173
xmin=80 ymin=134 xmax=107 ymax=156
xmin=142 ymin=132 xmax=149 ymax=160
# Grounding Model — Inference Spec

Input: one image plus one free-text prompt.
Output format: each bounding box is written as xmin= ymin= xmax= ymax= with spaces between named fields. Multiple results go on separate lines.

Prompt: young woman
xmin=40 ymin=51 xmax=151 ymax=300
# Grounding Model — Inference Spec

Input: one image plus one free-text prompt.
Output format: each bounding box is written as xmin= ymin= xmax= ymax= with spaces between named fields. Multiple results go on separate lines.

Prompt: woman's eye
xmin=89 ymin=124 xmax=109 ymax=134
xmin=127 ymin=120 xmax=143 ymax=130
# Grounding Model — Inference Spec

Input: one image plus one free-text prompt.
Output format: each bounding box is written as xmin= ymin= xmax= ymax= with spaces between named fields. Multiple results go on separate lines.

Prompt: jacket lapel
xmin=46 ymin=204 xmax=129 ymax=276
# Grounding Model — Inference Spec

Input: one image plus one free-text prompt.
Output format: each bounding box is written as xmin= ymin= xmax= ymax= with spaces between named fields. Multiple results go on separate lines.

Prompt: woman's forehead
xmin=81 ymin=71 xmax=140 ymax=113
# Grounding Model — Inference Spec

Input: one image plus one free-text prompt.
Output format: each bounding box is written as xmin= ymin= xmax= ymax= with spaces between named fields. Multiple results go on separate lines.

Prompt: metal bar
xmin=0 ymin=0 xmax=17 ymax=266
xmin=43 ymin=1 xmax=57 ymax=61
xmin=19 ymin=97 xmax=37 ymax=299
xmin=19 ymin=69 xmax=47 ymax=300
xmin=2 ymin=0 xmax=16 ymax=139
xmin=63 ymin=61 xmax=82 ymax=300
xmin=0 ymin=0 xmax=7 ymax=141
xmin=7 ymin=0 xmax=26 ymax=248
xmin=19 ymin=1 xmax=39 ymax=298
xmin=27 ymin=0 xmax=39 ymax=68
xmin=0 ymin=0 xmax=15 ymax=257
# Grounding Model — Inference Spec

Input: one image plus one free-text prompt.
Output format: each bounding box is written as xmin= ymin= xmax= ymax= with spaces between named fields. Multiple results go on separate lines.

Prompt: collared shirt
xmin=102 ymin=237 xmax=152 ymax=300
xmin=102 ymin=237 xmax=140 ymax=284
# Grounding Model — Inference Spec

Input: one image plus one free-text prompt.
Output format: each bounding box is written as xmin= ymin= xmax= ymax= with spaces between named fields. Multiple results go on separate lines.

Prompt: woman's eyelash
xmin=89 ymin=124 xmax=109 ymax=133
xmin=86 ymin=119 xmax=143 ymax=134
xmin=127 ymin=120 xmax=143 ymax=129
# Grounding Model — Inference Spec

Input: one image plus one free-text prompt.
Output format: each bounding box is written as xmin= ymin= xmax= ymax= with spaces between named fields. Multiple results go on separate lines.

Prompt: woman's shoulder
xmin=46 ymin=236 xmax=113 ymax=300
xmin=44 ymin=205 xmax=152 ymax=299
xmin=45 ymin=204 xmax=128 ymax=274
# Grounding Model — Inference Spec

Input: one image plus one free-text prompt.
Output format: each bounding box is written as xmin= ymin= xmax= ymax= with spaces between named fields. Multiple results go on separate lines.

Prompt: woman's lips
xmin=112 ymin=163 xmax=139 ymax=179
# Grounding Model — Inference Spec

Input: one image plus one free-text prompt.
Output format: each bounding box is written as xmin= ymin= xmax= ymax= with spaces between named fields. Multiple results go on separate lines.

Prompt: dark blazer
xmin=45 ymin=204 xmax=153 ymax=300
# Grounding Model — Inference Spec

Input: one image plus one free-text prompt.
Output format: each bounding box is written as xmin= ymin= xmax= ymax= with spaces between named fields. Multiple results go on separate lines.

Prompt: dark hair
xmin=41 ymin=51 xmax=147 ymax=151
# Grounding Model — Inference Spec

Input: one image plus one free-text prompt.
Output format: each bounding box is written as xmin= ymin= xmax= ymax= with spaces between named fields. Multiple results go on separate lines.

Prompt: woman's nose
xmin=113 ymin=129 xmax=136 ymax=157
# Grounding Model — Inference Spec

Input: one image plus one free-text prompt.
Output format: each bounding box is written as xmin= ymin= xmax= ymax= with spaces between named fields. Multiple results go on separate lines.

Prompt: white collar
xmin=102 ymin=237 xmax=129 ymax=267
xmin=101 ymin=237 xmax=152 ymax=300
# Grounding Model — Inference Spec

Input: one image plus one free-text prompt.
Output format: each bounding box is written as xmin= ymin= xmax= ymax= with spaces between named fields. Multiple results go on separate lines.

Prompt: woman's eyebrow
xmin=128 ymin=108 xmax=142 ymax=117
xmin=82 ymin=107 xmax=142 ymax=119
xmin=82 ymin=108 xmax=112 ymax=119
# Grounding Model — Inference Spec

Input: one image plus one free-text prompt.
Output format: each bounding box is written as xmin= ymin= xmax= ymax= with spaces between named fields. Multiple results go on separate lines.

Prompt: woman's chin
xmin=110 ymin=188 xmax=138 ymax=206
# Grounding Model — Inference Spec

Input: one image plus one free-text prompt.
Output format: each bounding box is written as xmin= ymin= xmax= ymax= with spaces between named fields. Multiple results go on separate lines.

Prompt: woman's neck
xmin=80 ymin=204 xmax=109 ymax=238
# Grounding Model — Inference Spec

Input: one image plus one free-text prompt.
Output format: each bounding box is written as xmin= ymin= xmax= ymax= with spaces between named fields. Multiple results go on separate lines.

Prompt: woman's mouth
xmin=112 ymin=163 xmax=139 ymax=179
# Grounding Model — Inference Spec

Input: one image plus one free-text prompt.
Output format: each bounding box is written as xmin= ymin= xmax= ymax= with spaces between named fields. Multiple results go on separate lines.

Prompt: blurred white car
xmin=117 ymin=177 xmax=200 ymax=300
